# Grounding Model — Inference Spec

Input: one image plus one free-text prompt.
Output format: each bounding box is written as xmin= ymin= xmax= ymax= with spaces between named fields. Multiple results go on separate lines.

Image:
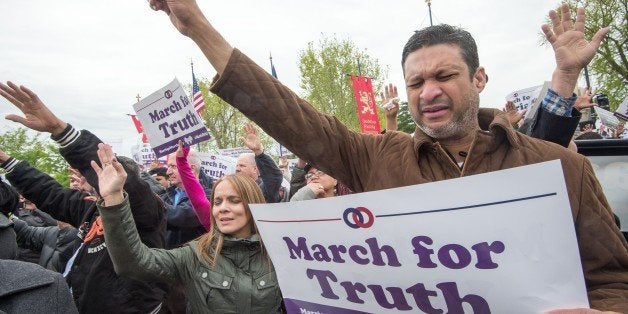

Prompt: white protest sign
xmin=505 ymin=84 xmax=544 ymax=111
xmin=131 ymin=143 xmax=167 ymax=168
xmin=580 ymin=108 xmax=593 ymax=123
xmin=523 ymin=81 xmax=551 ymax=122
xmin=251 ymin=160 xmax=588 ymax=313
xmin=219 ymin=147 xmax=252 ymax=158
xmin=615 ymin=96 xmax=628 ymax=121
xmin=594 ymin=106 xmax=624 ymax=128
xmin=133 ymin=78 xmax=212 ymax=158
xmin=277 ymin=143 xmax=293 ymax=157
xmin=198 ymin=152 xmax=236 ymax=180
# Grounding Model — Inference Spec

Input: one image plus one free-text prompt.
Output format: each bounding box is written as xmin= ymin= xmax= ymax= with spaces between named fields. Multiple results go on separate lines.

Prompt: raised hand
xmin=574 ymin=87 xmax=596 ymax=111
xmin=90 ymin=143 xmax=127 ymax=206
xmin=69 ymin=166 xmax=94 ymax=194
xmin=612 ymin=123 xmax=625 ymax=139
xmin=148 ymin=0 xmax=232 ymax=75
xmin=149 ymin=158 xmax=162 ymax=170
xmin=502 ymin=101 xmax=526 ymax=126
xmin=381 ymin=83 xmax=400 ymax=131
xmin=542 ymin=4 xmax=610 ymax=96
xmin=306 ymin=182 xmax=326 ymax=198
xmin=0 ymin=82 xmax=67 ymax=136
xmin=0 ymin=149 xmax=10 ymax=164
xmin=148 ymin=0 xmax=206 ymax=37
xmin=175 ymin=140 xmax=189 ymax=158
xmin=241 ymin=122 xmax=263 ymax=155
xmin=381 ymin=83 xmax=399 ymax=114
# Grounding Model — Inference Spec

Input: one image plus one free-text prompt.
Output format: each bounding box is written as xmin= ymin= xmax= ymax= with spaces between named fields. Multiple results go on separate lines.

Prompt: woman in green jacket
xmin=91 ymin=143 xmax=283 ymax=313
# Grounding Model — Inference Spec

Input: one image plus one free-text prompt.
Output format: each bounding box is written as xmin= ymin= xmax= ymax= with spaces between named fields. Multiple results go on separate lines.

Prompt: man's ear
xmin=191 ymin=164 xmax=200 ymax=177
xmin=473 ymin=66 xmax=486 ymax=92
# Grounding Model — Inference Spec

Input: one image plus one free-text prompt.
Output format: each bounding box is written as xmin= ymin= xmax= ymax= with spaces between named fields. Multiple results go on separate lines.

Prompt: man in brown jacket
xmin=148 ymin=0 xmax=627 ymax=312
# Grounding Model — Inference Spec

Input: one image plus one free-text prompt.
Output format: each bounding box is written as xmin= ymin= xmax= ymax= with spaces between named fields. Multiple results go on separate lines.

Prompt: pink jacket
xmin=176 ymin=147 xmax=211 ymax=230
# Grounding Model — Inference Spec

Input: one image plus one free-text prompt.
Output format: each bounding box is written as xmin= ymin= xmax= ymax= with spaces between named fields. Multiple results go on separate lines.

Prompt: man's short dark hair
xmin=0 ymin=180 xmax=18 ymax=216
xmin=402 ymin=24 xmax=479 ymax=78
xmin=575 ymin=131 xmax=603 ymax=140
xmin=578 ymin=121 xmax=595 ymax=131
xmin=149 ymin=167 xmax=168 ymax=179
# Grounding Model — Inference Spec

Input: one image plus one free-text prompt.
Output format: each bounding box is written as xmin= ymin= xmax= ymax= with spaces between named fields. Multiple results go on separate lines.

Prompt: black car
xmin=576 ymin=138 xmax=628 ymax=240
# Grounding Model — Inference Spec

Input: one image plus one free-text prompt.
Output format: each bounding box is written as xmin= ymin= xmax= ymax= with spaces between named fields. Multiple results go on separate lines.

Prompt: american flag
xmin=191 ymin=65 xmax=206 ymax=113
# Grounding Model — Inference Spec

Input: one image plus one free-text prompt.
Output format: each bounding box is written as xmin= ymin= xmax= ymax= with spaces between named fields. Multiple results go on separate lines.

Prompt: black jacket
xmin=14 ymin=208 xmax=58 ymax=264
xmin=13 ymin=218 xmax=78 ymax=272
xmin=255 ymin=152 xmax=283 ymax=203
xmin=4 ymin=125 xmax=168 ymax=313
xmin=521 ymin=107 xmax=581 ymax=148
xmin=161 ymin=170 xmax=212 ymax=249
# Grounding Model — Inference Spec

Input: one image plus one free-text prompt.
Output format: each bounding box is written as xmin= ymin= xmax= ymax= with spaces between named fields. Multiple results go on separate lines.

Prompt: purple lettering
xmin=472 ymin=241 xmax=505 ymax=269
xmin=348 ymin=245 xmax=369 ymax=265
xmin=339 ymin=281 xmax=366 ymax=304
xmin=411 ymin=236 xmax=438 ymax=268
xmin=365 ymin=237 xmax=401 ymax=267
xmin=437 ymin=282 xmax=490 ymax=314
xmin=328 ymin=245 xmax=347 ymax=263
xmin=438 ymin=244 xmax=471 ymax=269
xmin=406 ymin=282 xmax=442 ymax=314
xmin=306 ymin=269 xmax=339 ymax=300
xmin=367 ymin=285 xmax=412 ymax=310
xmin=311 ymin=244 xmax=331 ymax=262
xmin=283 ymin=237 xmax=313 ymax=261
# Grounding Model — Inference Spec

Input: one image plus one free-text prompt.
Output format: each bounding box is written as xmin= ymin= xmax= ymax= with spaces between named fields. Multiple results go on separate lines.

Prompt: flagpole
xmin=191 ymin=58 xmax=202 ymax=152
xmin=190 ymin=58 xmax=195 ymax=102
xmin=269 ymin=52 xmax=284 ymax=157
xmin=426 ymin=0 xmax=433 ymax=26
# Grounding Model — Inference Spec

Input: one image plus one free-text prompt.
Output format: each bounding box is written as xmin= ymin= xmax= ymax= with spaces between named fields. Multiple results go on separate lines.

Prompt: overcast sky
xmin=0 ymin=0 xmax=571 ymax=156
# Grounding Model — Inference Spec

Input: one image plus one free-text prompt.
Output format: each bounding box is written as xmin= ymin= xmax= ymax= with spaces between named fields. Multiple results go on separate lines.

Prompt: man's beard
xmin=415 ymin=93 xmax=480 ymax=139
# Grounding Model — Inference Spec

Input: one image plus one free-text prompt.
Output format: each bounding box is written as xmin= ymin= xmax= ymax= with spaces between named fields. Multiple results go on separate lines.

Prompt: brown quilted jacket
xmin=210 ymin=48 xmax=628 ymax=311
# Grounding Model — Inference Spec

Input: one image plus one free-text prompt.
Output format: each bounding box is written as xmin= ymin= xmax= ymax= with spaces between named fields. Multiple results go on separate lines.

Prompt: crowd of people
xmin=0 ymin=0 xmax=626 ymax=313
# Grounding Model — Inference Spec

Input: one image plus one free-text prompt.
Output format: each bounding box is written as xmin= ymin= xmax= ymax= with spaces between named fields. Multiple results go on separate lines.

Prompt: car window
xmin=586 ymin=155 xmax=628 ymax=232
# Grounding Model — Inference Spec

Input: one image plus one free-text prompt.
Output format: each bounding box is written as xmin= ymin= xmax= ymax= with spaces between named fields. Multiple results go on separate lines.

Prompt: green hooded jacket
xmin=97 ymin=196 xmax=283 ymax=313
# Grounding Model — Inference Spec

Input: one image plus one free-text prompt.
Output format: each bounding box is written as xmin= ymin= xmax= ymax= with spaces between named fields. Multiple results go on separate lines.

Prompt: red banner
xmin=350 ymin=75 xmax=381 ymax=134
xmin=129 ymin=114 xmax=144 ymax=133
xmin=129 ymin=114 xmax=149 ymax=143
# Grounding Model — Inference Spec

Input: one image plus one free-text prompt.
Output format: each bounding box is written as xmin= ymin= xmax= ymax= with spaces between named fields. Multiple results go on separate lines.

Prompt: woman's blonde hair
xmin=195 ymin=174 xmax=266 ymax=266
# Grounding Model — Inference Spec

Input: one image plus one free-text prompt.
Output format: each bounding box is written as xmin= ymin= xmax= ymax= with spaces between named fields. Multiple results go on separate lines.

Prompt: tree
xmin=298 ymin=35 xmax=388 ymax=132
xmin=544 ymin=0 xmax=627 ymax=111
xmin=194 ymin=78 xmax=276 ymax=153
xmin=0 ymin=127 xmax=69 ymax=187
xmin=396 ymin=101 xmax=417 ymax=134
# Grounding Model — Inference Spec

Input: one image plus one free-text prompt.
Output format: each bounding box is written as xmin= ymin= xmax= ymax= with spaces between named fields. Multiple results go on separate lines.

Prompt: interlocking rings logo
xmin=343 ymin=206 xmax=375 ymax=229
